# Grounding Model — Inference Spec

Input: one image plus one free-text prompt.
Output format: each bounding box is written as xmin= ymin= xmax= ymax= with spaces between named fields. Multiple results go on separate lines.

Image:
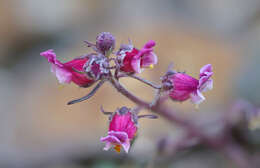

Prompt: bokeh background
xmin=1 ymin=0 xmax=260 ymax=167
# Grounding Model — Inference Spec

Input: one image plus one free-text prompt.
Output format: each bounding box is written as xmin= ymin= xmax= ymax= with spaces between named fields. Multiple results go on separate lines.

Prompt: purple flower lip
xmin=100 ymin=131 xmax=130 ymax=153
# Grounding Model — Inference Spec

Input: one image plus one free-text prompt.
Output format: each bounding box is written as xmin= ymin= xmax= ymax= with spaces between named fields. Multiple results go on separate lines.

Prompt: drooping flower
xmin=100 ymin=107 xmax=138 ymax=153
xmin=41 ymin=49 xmax=95 ymax=87
xmin=162 ymin=64 xmax=213 ymax=105
xmin=117 ymin=40 xmax=158 ymax=73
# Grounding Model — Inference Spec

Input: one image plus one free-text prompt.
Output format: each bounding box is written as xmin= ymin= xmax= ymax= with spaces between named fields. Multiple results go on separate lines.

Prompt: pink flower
xmin=117 ymin=40 xmax=158 ymax=73
xmin=100 ymin=107 xmax=137 ymax=153
xmin=41 ymin=49 xmax=95 ymax=87
xmin=162 ymin=64 xmax=213 ymax=105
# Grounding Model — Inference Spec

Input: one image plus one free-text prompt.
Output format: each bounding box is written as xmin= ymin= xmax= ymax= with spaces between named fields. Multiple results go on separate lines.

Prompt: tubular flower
xmin=162 ymin=64 xmax=213 ymax=105
xmin=41 ymin=49 xmax=94 ymax=87
xmin=117 ymin=40 xmax=158 ymax=73
xmin=100 ymin=107 xmax=138 ymax=153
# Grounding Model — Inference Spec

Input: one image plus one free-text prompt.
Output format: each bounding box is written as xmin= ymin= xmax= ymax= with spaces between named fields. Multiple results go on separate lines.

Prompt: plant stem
xmin=110 ymin=77 xmax=215 ymax=145
xmin=118 ymin=74 xmax=161 ymax=89
xmin=109 ymin=77 xmax=252 ymax=168
xmin=67 ymin=79 xmax=106 ymax=105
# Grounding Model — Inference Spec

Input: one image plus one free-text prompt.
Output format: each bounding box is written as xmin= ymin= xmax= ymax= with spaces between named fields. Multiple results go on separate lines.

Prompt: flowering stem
xmin=109 ymin=77 xmax=252 ymax=168
xmin=67 ymin=79 xmax=106 ymax=105
xmin=110 ymin=77 xmax=148 ymax=107
xmin=138 ymin=114 xmax=158 ymax=119
xmin=150 ymin=89 xmax=163 ymax=107
xmin=100 ymin=105 xmax=113 ymax=115
xmin=118 ymin=74 xmax=161 ymax=89
xmin=110 ymin=77 xmax=211 ymax=141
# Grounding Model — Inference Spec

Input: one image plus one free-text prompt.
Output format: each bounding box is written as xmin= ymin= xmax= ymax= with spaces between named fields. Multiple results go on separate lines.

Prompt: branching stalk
xmin=67 ymin=79 xmax=106 ymax=105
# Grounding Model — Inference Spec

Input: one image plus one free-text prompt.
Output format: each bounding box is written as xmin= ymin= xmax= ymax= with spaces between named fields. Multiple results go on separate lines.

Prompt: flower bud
xmin=96 ymin=32 xmax=115 ymax=55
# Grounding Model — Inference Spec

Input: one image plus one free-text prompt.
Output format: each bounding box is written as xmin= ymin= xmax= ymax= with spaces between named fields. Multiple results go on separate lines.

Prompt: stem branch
xmin=109 ymin=77 xmax=252 ymax=168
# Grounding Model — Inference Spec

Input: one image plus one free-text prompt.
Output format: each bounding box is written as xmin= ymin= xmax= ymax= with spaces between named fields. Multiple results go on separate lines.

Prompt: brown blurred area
xmin=1 ymin=0 xmax=260 ymax=167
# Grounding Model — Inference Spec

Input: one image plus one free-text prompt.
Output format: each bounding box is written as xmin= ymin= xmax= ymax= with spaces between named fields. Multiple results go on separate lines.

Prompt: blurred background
xmin=1 ymin=0 xmax=260 ymax=167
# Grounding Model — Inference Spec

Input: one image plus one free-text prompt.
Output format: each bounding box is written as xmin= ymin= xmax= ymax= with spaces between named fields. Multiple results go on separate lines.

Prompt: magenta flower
xmin=100 ymin=107 xmax=137 ymax=153
xmin=41 ymin=49 xmax=94 ymax=87
xmin=117 ymin=40 xmax=158 ymax=73
xmin=162 ymin=64 xmax=213 ymax=105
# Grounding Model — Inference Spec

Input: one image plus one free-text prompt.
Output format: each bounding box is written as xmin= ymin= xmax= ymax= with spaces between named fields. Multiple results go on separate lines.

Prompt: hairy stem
xmin=118 ymin=74 xmax=161 ymax=89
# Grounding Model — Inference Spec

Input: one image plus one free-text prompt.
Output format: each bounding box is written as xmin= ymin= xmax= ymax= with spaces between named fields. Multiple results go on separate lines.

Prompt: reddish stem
xmin=109 ymin=77 xmax=253 ymax=168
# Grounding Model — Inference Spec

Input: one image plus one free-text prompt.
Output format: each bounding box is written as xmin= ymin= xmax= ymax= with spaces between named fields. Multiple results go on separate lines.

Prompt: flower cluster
xmin=41 ymin=32 xmax=158 ymax=89
xmin=41 ymin=32 xmax=214 ymax=153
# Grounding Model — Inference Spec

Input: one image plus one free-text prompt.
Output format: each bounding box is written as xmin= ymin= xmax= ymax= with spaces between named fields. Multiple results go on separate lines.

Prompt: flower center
xmin=114 ymin=144 xmax=121 ymax=153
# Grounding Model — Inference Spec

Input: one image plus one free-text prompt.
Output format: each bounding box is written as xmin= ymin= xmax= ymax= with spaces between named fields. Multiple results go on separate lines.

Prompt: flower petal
xmin=143 ymin=40 xmax=156 ymax=48
xmin=108 ymin=131 xmax=128 ymax=142
xmin=109 ymin=112 xmax=137 ymax=140
xmin=131 ymin=57 xmax=141 ymax=73
xmin=40 ymin=49 xmax=63 ymax=67
xmin=200 ymin=78 xmax=213 ymax=92
xmin=51 ymin=65 xmax=72 ymax=84
xmin=200 ymin=64 xmax=212 ymax=76
xmin=100 ymin=135 xmax=121 ymax=144
xmin=103 ymin=142 xmax=112 ymax=151
xmin=190 ymin=90 xmax=205 ymax=104
xmin=170 ymin=89 xmax=192 ymax=101
xmin=141 ymin=52 xmax=158 ymax=68
xmin=121 ymin=139 xmax=131 ymax=153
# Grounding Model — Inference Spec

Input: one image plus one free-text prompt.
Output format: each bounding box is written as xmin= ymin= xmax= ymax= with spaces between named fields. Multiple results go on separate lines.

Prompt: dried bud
xmin=96 ymin=32 xmax=115 ymax=55
xmin=83 ymin=54 xmax=109 ymax=80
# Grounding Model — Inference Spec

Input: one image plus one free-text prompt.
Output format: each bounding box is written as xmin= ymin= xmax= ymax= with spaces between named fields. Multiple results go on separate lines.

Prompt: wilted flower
xmin=117 ymin=40 xmax=157 ymax=73
xmin=83 ymin=54 xmax=109 ymax=80
xmin=41 ymin=49 xmax=94 ymax=87
xmin=100 ymin=107 xmax=137 ymax=153
xmin=162 ymin=64 xmax=213 ymax=105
